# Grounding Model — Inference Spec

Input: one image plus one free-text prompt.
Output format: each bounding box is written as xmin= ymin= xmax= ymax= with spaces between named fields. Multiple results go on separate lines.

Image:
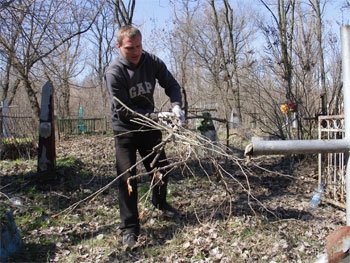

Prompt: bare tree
xmin=87 ymin=1 xmax=117 ymax=112
xmin=168 ymin=0 xmax=255 ymax=126
xmin=260 ymin=0 xmax=295 ymax=102
xmin=166 ymin=0 xmax=201 ymax=116
xmin=0 ymin=0 xmax=100 ymax=118
xmin=211 ymin=0 xmax=257 ymax=123
xmin=292 ymin=3 xmax=320 ymax=138
xmin=46 ymin=37 xmax=85 ymax=118
xmin=327 ymin=33 xmax=343 ymax=115
xmin=310 ymin=0 xmax=327 ymax=111
xmin=248 ymin=0 xmax=342 ymax=139
xmin=74 ymin=0 xmax=135 ymax=117
xmin=256 ymin=0 xmax=298 ymax=138
xmin=109 ymin=0 xmax=135 ymax=26
xmin=0 ymin=0 xmax=26 ymax=107
xmin=308 ymin=0 xmax=344 ymax=116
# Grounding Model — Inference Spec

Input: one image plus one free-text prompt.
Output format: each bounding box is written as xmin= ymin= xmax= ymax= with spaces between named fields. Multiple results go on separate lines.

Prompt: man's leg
xmin=138 ymin=130 xmax=178 ymax=216
xmin=114 ymin=131 xmax=140 ymax=245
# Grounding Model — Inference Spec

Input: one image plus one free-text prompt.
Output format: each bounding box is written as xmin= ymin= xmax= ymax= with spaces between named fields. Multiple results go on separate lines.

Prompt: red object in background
xmin=287 ymin=101 xmax=296 ymax=112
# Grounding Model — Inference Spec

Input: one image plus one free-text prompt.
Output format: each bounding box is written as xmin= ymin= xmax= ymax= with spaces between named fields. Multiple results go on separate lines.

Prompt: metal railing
xmin=0 ymin=114 xmax=38 ymax=160
xmin=0 ymin=114 xmax=37 ymax=139
xmin=57 ymin=117 xmax=107 ymax=136
xmin=318 ymin=115 xmax=346 ymax=208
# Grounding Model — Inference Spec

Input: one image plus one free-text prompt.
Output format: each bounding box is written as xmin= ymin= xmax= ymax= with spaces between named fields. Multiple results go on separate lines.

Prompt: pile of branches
xmin=53 ymin=99 xmax=285 ymax=220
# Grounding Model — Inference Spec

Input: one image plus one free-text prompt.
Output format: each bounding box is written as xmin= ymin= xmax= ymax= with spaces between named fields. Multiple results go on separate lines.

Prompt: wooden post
xmin=37 ymin=82 xmax=56 ymax=173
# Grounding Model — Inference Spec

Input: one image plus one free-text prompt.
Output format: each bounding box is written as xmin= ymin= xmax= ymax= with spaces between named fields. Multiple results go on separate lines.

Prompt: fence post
xmin=38 ymin=82 xmax=56 ymax=173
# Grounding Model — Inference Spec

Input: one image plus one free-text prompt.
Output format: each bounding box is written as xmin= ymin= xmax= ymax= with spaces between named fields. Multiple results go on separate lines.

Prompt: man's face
xmin=117 ymin=36 xmax=142 ymax=66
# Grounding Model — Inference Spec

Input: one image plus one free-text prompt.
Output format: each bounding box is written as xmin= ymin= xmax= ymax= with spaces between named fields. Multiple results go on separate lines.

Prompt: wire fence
xmin=0 ymin=113 xmax=38 ymax=160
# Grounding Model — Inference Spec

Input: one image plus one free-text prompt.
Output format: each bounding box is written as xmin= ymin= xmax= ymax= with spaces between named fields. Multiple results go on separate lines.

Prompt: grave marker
xmin=38 ymin=81 xmax=56 ymax=173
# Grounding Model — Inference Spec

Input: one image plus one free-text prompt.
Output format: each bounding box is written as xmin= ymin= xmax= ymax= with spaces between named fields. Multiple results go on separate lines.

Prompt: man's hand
xmin=172 ymin=105 xmax=185 ymax=125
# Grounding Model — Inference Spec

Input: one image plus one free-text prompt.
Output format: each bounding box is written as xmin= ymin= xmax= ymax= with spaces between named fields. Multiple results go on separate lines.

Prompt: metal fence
xmin=0 ymin=114 xmax=37 ymax=140
xmin=0 ymin=114 xmax=38 ymax=160
xmin=318 ymin=115 xmax=346 ymax=208
xmin=57 ymin=117 xmax=108 ymax=136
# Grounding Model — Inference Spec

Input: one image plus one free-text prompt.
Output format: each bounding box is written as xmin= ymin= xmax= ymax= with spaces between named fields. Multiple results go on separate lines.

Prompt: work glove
xmin=172 ymin=105 xmax=185 ymax=125
xmin=157 ymin=112 xmax=174 ymax=119
xmin=157 ymin=112 xmax=175 ymax=127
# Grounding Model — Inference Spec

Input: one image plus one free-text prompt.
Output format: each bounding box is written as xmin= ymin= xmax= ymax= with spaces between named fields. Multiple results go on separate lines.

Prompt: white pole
xmin=250 ymin=138 xmax=350 ymax=155
xmin=341 ymin=26 xmax=350 ymax=226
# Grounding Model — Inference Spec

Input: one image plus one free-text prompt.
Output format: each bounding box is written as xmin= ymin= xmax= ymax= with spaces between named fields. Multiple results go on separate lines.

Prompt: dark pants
xmin=114 ymin=129 xmax=169 ymax=235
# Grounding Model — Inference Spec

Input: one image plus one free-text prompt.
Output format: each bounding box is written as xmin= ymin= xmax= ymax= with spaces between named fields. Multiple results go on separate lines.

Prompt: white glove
xmin=158 ymin=112 xmax=174 ymax=119
xmin=157 ymin=112 xmax=174 ymax=127
xmin=172 ymin=105 xmax=185 ymax=125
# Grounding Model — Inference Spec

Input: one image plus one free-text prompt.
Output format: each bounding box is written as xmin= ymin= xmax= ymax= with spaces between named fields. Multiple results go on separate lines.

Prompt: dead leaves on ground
xmin=1 ymin=135 xmax=347 ymax=262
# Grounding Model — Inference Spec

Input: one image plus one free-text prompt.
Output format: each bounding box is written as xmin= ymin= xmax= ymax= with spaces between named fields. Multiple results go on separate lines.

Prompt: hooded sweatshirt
xmin=105 ymin=51 xmax=182 ymax=131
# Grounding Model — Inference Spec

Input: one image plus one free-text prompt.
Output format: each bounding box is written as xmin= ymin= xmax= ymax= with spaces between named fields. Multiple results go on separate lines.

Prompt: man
xmin=105 ymin=25 xmax=184 ymax=248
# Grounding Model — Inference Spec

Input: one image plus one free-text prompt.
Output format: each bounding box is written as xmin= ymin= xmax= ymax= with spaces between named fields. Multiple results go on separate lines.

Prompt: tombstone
xmin=37 ymin=82 xmax=56 ymax=173
xmin=230 ymin=108 xmax=240 ymax=128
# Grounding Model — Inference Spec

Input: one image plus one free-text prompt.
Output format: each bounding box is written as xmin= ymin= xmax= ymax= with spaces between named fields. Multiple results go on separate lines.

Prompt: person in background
xmin=104 ymin=25 xmax=185 ymax=248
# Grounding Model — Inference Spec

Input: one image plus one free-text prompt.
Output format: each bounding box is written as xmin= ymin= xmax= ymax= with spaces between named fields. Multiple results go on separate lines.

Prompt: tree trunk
xmin=23 ymin=78 xmax=40 ymax=118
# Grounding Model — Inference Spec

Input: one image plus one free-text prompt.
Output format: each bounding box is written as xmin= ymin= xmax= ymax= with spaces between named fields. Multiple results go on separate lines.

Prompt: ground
xmin=0 ymin=134 xmax=346 ymax=262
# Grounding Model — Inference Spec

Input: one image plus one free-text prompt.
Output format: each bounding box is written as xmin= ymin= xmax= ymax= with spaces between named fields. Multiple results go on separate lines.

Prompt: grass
xmin=56 ymin=156 xmax=77 ymax=167
xmin=2 ymin=137 xmax=35 ymax=144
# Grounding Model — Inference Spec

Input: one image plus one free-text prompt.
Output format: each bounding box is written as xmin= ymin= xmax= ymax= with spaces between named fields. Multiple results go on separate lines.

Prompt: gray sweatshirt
xmin=105 ymin=51 xmax=182 ymax=131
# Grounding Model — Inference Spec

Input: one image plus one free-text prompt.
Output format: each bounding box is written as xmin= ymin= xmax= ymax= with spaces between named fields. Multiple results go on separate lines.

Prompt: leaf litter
xmin=0 ymin=133 xmax=346 ymax=262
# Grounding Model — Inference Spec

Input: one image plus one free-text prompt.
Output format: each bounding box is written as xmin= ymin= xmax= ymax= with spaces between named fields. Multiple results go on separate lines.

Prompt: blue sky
xmin=132 ymin=0 xmax=350 ymax=60
xmin=134 ymin=0 xmax=171 ymax=26
xmin=134 ymin=0 xmax=350 ymax=30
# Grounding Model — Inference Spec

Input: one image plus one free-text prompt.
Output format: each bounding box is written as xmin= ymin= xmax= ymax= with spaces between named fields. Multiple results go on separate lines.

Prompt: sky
xmin=132 ymin=0 xmax=350 ymax=62
xmin=133 ymin=0 xmax=350 ymax=32
xmin=134 ymin=0 xmax=172 ymax=27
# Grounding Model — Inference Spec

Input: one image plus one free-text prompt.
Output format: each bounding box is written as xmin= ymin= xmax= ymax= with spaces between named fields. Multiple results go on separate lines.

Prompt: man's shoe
xmin=156 ymin=202 xmax=180 ymax=218
xmin=122 ymin=233 xmax=137 ymax=249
